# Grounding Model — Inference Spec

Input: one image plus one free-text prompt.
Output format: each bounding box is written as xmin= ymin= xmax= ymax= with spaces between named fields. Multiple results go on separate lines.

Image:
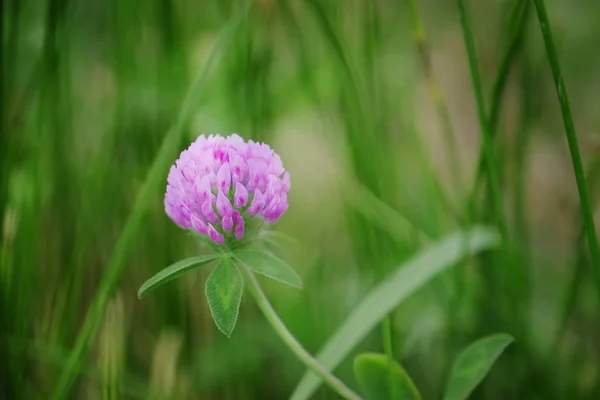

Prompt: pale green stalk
xmin=240 ymin=265 xmax=363 ymax=400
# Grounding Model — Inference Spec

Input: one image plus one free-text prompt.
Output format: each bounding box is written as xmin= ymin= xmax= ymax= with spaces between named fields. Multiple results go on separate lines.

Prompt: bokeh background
xmin=2 ymin=0 xmax=600 ymax=399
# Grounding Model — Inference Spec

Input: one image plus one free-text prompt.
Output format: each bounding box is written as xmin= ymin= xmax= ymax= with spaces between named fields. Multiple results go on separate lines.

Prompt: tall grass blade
xmin=456 ymin=0 xmax=508 ymax=242
xmin=406 ymin=0 xmax=464 ymax=200
xmin=532 ymin=0 xmax=600 ymax=297
xmin=469 ymin=0 xmax=530 ymax=209
xmin=50 ymin=3 xmax=252 ymax=397
xmin=290 ymin=226 xmax=500 ymax=400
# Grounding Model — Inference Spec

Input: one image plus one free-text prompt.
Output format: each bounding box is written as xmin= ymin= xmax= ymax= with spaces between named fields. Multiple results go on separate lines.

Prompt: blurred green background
xmin=2 ymin=0 xmax=600 ymax=399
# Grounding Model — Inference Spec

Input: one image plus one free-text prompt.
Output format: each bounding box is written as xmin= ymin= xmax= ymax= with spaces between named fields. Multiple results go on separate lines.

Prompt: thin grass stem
xmin=381 ymin=316 xmax=397 ymax=400
xmin=406 ymin=0 xmax=464 ymax=201
xmin=468 ymin=0 xmax=530 ymax=213
xmin=50 ymin=4 xmax=252 ymax=398
xmin=456 ymin=0 xmax=508 ymax=242
xmin=532 ymin=0 xmax=600 ymax=297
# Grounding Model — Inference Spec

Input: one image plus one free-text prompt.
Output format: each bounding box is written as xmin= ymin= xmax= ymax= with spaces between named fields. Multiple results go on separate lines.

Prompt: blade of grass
xmin=456 ymin=0 xmax=508 ymax=243
xmin=406 ymin=0 xmax=464 ymax=202
xmin=341 ymin=177 xmax=434 ymax=242
xmin=468 ymin=0 xmax=530 ymax=214
xmin=405 ymin=0 xmax=472 ymax=365
xmin=381 ymin=316 xmax=397 ymax=400
xmin=457 ymin=0 xmax=513 ymax=339
xmin=50 ymin=3 xmax=252 ymax=398
xmin=554 ymin=158 xmax=600 ymax=351
xmin=532 ymin=0 xmax=600 ymax=297
xmin=290 ymin=226 xmax=500 ymax=400
xmin=7 ymin=336 xmax=174 ymax=400
xmin=0 ymin=0 xmax=6 ymax=241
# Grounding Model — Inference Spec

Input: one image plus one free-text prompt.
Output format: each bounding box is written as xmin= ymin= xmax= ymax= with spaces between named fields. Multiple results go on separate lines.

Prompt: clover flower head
xmin=164 ymin=134 xmax=290 ymax=246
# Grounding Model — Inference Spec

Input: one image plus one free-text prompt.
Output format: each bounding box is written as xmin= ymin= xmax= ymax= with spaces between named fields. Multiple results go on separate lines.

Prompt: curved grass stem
xmin=456 ymin=0 xmax=508 ymax=243
xmin=240 ymin=265 xmax=363 ymax=400
xmin=532 ymin=0 xmax=600 ymax=297
xmin=468 ymin=0 xmax=530 ymax=211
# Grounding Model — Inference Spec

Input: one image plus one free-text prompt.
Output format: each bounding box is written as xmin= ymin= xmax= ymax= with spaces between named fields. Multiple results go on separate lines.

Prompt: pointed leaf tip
xmin=290 ymin=226 xmax=499 ymax=400
xmin=137 ymin=254 xmax=221 ymax=299
xmin=234 ymin=249 xmax=303 ymax=289
xmin=443 ymin=333 xmax=514 ymax=400
xmin=353 ymin=353 xmax=421 ymax=400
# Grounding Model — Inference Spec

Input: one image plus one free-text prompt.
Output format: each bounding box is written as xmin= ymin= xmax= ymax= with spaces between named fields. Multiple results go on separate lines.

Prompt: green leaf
xmin=354 ymin=353 xmax=421 ymax=400
xmin=138 ymin=254 xmax=221 ymax=299
xmin=205 ymin=257 xmax=244 ymax=337
xmin=290 ymin=226 xmax=500 ymax=400
xmin=234 ymin=249 xmax=303 ymax=289
xmin=443 ymin=333 xmax=514 ymax=400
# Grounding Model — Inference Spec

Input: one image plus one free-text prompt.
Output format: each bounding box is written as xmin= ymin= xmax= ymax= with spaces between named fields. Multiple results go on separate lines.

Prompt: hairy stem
xmin=240 ymin=265 xmax=363 ymax=400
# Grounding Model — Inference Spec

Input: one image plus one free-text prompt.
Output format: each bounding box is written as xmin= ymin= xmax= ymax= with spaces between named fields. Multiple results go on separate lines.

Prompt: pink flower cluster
xmin=165 ymin=134 xmax=290 ymax=245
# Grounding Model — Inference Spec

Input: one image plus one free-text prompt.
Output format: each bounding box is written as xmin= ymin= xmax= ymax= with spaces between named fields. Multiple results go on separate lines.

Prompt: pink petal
xmin=222 ymin=214 xmax=233 ymax=231
xmin=208 ymin=223 xmax=224 ymax=245
xmin=247 ymin=189 xmax=265 ymax=215
xmin=234 ymin=216 xmax=245 ymax=240
xmin=216 ymin=190 xmax=233 ymax=217
xmin=216 ymin=163 xmax=231 ymax=194
xmin=201 ymin=194 xmax=220 ymax=224
xmin=234 ymin=182 xmax=248 ymax=208
xmin=191 ymin=213 xmax=208 ymax=234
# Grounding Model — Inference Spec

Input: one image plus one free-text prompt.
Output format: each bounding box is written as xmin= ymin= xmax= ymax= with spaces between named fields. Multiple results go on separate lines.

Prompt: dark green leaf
xmin=443 ymin=333 xmax=514 ymax=400
xmin=205 ymin=257 xmax=244 ymax=337
xmin=234 ymin=249 xmax=303 ymax=289
xmin=138 ymin=255 xmax=220 ymax=299
xmin=290 ymin=227 xmax=500 ymax=400
xmin=354 ymin=353 xmax=421 ymax=400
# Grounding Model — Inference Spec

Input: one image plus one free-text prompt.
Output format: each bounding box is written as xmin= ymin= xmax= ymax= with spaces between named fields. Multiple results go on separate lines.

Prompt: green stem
xmin=406 ymin=0 xmax=468 ymax=344
xmin=456 ymin=0 xmax=508 ymax=243
xmin=469 ymin=0 xmax=529 ymax=208
xmin=554 ymin=159 xmax=600 ymax=353
xmin=406 ymin=0 xmax=464 ymax=201
xmin=241 ymin=265 xmax=363 ymax=400
xmin=50 ymin=4 xmax=251 ymax=398
xmin=532 ymin=0 xmax=600 ymax=297
xmin=381 ymin=317 xmax=396 ymax=400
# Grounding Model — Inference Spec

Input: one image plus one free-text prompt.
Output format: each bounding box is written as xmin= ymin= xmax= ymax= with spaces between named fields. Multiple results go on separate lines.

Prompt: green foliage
xmin=234 ymin=249 xmax=303 ymax=289
xmin=291 ymin=227 xmax=500 ymax=400
xmin=353 ymin=353 xmax=421 ymax=400
xmin=443 ymin=334 xmax=514 ymax=400
xmin=137 ymin=254 xmax=221 ymax=299
xmin=205 ymin=257 xmax=244 ymax=338
xmin=3 ymin=0 xmax=600 ymax=398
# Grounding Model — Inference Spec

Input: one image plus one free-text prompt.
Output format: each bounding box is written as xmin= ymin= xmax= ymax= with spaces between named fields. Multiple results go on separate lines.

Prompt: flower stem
xmin=532 ymin=0 xmax=600 ymax=298
xmin=240 ymin=265 xmax=363 ymax=400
